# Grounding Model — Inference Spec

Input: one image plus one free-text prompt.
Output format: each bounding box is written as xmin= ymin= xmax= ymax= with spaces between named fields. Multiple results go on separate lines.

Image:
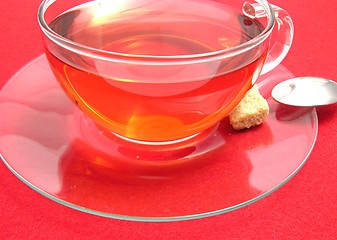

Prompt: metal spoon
xmin=271 ymin=77 xmax=337 ymax=107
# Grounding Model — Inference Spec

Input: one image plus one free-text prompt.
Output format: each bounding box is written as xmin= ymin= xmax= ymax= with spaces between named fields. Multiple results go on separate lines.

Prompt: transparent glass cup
xmin=38 ymin=0 xmax=293 ymax=144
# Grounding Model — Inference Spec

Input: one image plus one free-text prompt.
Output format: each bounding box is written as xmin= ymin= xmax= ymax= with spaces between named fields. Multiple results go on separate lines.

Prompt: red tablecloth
xmin=1 ymin=0 xmax=336 ymax=239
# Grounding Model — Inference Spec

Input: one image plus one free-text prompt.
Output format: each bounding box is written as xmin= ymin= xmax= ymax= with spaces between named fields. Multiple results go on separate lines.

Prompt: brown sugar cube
xmin=229 ymin=85 xmax=269 ymax=130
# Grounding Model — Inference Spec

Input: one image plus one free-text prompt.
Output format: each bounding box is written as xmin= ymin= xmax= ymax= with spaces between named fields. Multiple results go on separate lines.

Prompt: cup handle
xmin=261 ymin=5 xmax=294 ymax=74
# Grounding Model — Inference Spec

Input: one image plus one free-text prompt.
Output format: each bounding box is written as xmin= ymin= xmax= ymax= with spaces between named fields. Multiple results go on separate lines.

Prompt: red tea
xmin=45 ymin=0 xmax=267 ymax=142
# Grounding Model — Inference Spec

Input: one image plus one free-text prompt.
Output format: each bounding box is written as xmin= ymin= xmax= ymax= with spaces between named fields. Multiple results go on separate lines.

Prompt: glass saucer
xmin=0 ymin=55 xmax=318 ymax=222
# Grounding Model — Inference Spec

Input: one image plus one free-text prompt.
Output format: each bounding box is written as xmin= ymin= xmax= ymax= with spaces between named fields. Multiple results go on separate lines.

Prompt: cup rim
xmin=37 ymin=0 xmax=275 ymax=63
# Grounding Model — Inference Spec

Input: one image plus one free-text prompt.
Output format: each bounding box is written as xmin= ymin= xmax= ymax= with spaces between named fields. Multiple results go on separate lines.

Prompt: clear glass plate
xmin=0 ymin=55 xmax=318 ymax=221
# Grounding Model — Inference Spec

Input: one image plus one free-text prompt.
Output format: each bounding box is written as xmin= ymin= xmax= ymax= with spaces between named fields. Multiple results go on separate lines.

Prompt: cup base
xmin=111 ymin=131 xmax=200 ymax=146
xmin=71 ymin=108 xmax=222 ymax=164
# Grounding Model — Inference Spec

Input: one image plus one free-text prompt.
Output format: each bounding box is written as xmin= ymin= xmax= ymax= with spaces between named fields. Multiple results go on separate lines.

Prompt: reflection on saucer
xmin=275 ymin=104 xmax=314 ymax=122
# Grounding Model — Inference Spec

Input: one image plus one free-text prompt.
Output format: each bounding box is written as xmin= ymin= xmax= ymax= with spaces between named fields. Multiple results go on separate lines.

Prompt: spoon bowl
xmin=271 ymin=77 xmax=337 ymax=107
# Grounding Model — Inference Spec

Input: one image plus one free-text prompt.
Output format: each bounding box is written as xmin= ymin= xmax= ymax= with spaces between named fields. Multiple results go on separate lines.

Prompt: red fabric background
xmin=1 ymin=0 xmax=336 ymax=239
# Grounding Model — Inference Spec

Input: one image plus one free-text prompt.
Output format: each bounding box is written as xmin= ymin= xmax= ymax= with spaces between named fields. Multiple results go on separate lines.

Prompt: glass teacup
xmin=38 ymin=0 xmax=293 ymax=144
